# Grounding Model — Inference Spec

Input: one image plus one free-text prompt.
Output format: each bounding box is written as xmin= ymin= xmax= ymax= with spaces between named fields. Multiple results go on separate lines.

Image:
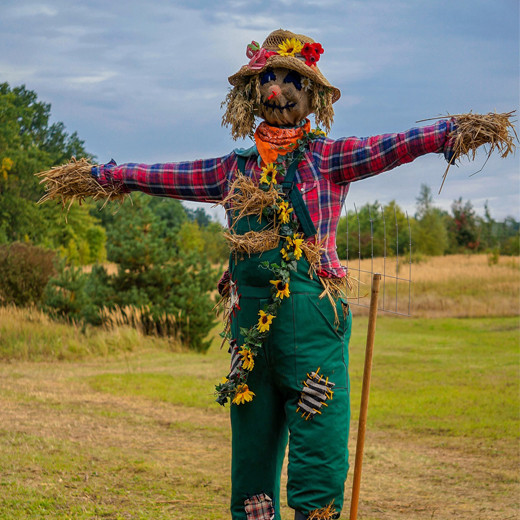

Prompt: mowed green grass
xmin=0 ymin=314 xmax=518 ymax=519
xmin=84 ymin=315 xmax=519 ymax=440
xmin=352 ymin=316 xmax=519 ymax=440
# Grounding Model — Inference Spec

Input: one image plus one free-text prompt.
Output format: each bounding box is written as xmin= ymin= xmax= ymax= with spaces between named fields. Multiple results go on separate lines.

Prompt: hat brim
xmin=228 ymin=55 xmax=341 ymax=104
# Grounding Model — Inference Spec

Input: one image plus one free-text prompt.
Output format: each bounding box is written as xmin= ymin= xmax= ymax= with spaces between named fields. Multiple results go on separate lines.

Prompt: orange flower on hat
xmin=278 ymin=38 xmax=303 ymax=57
xmin=232 ymin=384 xmax=255 ymax=405
xmin=270 ymin=279 xmax=290 ymax=299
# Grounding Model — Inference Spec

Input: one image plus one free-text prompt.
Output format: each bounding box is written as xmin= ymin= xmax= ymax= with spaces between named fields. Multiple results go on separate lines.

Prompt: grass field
xmin=0 ymin=254 xmax=518 ymax=519
xmin=346 ymin=253 xmax=520 ymax=317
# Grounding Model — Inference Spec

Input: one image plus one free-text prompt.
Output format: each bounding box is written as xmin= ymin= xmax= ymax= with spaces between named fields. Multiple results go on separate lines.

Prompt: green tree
xmin=337 ymin=201 xmax=410 ymax=259
xmin=104 ymin=195 xmax=218 ymax=352
xmin=412 ymin=184 xmax=448 ymax=256
xmin=178 ymin=220 xmax=205 ymax=255
xmin=201 ymin=221 xmax=228 ymax=264
xmin=0 ymin=83 xmax=106 ymax=263
xmin=42 ymin=264 xmax=95 ymax=324
xmin=448 ymin=197 xmax=480 ymax=252
xmin=186 ymin=206 xmax=212 ymax=227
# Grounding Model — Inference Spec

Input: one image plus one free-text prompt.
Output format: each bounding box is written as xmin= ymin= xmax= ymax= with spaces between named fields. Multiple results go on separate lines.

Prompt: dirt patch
xmin=0 ymin=360 xmax=518 ymax=520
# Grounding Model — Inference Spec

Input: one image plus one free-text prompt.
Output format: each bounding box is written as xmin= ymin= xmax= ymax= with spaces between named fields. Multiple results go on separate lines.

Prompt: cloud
xmin=1 ymin=0 xmax=517 ymax=220
xmin=5 ymin=3 xmax=58 ymax=18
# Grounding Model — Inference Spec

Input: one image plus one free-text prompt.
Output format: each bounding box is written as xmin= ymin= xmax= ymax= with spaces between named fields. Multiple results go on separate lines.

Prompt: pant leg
xmin=273 ymin=293 xmax=352 ymax=517
xmin=230 ymin=295 xmax=289 ymax=520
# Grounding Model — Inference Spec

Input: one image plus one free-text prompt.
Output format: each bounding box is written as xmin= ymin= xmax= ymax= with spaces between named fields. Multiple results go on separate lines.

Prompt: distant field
xmin=345 ymin=253 xmax=520 ymax=317
xmin=0 ymin=254 xmax=518 ymax=519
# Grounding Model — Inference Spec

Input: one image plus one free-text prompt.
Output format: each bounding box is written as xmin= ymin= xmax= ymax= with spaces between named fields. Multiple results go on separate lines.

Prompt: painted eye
xmin=283 ymin=70 xmax=302 ymax=90
xmin=260 ymin=69 xmax=276 ymax=85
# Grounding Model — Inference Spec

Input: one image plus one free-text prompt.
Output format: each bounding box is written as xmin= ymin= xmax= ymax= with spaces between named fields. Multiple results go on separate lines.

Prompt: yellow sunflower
xmin=270 ymin=279 xmax=290 ymax=299
xmin=292 ymin=236 xmax=304 ymax=260
xmin=232 ymin=384 xmax=255 ymax=405
xmin=312 ymin=127 xmax=327 ymax=137
xmin=280 ymin=247 xmax=290 ymax=261
xmin=278 ymin=200 xmax=293 ymax=224
xmin=257 ymin=310 xmax=275 ymax=332
xmin=260 ymin=163 xmax=278 ymax=185
xmin=278 ymin=38 xmax=304 ymax=57
xmin=239 ymin=347 xmax=255 ymax=371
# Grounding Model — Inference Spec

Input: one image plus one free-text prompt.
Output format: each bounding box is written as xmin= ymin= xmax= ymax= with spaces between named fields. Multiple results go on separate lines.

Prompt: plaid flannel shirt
xmin=94 ymin=120 xmax=455 ymax=277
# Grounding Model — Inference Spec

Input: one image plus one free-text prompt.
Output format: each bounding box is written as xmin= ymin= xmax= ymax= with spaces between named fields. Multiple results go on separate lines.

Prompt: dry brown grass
xmin=346 ymin=254 xmax=520 ymax=318
xmin=0 ymin=339 xmax=517 ymax=520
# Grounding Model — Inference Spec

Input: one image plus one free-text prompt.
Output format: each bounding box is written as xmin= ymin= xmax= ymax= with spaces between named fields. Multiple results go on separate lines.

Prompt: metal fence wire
xmin=344 ymin=203 xmax=412 ymax=316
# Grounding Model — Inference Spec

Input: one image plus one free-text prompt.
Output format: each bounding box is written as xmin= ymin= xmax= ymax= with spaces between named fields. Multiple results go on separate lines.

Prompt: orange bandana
xmin=254 ymin=119 xmax=311 ymax=166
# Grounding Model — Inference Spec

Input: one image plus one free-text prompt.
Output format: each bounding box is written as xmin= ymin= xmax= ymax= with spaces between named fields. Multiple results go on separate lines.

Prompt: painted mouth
xmin=262 ymin=100 xmax=296 ymax=111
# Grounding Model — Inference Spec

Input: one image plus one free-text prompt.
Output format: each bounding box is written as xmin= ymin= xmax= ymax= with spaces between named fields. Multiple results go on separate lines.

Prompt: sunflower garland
xmin=215 ymin=127 xmax=326 ymax=407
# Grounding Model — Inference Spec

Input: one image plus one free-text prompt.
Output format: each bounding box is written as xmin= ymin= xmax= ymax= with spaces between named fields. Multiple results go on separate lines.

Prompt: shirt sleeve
xmin=91 ymin=152 xmax=236 ymax=203
xmin=316 ymin=119 xmax=456 ymax=185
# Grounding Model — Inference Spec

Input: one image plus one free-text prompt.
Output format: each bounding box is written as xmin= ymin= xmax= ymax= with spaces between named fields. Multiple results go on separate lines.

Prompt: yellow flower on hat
xmin=270 ymin=279 xmax=290 ymax=299
xmin=260 ymin=163 xmax=278 ymax=185
xmin=239 ymin=347 xmax=255 ymax=371
xmin=278 ymin=38 xmax=304 ymax=57
xmin=257 ymin=310 xmax=275 ymax=332
xmin=232 ymin=384 xmax=255 ymax=405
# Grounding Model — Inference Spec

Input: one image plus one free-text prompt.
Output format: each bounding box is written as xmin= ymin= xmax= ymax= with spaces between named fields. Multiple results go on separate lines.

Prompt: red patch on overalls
xmin=244 ymin=493 xmax=275 ymax=520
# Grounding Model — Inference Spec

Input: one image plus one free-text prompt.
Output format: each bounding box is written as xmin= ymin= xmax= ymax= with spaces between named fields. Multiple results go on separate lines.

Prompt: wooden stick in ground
xmin=350 ymin=273 xmax=381 ymax=520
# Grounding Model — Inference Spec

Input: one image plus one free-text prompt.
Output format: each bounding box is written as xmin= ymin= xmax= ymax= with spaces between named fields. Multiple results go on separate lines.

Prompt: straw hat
xmin=228 ymin=29 xmax=341 ymax=103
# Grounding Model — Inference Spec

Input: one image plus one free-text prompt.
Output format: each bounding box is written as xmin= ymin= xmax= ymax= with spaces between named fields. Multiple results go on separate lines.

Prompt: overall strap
xmin=237 ymin=156 xmax=246 ymax=174
xmin=282 ymin=159 xmax=317 ymax=238
xmin=237 ymin=154 xmax=317 ymax=238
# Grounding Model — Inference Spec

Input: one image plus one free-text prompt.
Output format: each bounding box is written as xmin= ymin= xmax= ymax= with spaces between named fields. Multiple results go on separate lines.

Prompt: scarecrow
xmin=37 ymin=29 xmax=515 ymax=520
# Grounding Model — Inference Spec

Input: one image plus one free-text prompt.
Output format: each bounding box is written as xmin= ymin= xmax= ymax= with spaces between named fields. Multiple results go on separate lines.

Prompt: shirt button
xmin=300 ymin=187 xmax=304 ymax=192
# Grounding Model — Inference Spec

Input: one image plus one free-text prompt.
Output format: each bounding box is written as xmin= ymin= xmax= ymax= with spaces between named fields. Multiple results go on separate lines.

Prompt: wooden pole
xmin=350 ymin=273 xmax=381 ymax=520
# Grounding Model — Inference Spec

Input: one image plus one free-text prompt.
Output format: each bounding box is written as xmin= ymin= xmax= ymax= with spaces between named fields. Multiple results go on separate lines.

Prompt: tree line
xmin=0 ymin=83 xmax=226 ymax=351
xmin=337 ymin=184 xmax=519 ymax=260
xmin=0 ymin=83 xmax=518 ymax=350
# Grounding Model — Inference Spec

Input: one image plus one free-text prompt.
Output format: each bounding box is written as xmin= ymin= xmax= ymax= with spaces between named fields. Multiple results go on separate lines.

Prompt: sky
xmin=1 ymin=0 xmax=519 ymax=222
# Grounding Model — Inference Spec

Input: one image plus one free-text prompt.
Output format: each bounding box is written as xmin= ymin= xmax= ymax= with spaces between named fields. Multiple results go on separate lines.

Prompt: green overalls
xmin=228 ymin=157 xmax=352 ymax=519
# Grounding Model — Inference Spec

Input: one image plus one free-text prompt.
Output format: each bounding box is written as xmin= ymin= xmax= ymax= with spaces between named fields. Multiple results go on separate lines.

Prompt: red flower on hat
xmin=301 ymin=42 xmax=324 ymax=67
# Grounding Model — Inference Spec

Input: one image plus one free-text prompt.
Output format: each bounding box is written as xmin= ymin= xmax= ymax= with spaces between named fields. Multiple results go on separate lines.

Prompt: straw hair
xmin=418 ymin=111 xmax=518 ymax=192
xmin=35 ymin=157 xmax=127 ymax=210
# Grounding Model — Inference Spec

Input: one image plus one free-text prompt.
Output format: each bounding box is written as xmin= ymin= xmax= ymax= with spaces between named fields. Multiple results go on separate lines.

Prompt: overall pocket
xmin=291 ymin=293 xmax=349 ymax=390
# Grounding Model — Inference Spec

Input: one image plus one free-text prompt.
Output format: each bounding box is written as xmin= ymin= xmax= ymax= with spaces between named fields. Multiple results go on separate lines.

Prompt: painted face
xmin=257 ymin=67 xmax=312 ymax=126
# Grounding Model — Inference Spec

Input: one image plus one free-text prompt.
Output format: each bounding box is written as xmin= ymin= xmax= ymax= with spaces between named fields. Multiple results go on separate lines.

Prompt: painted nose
xmin=267 ymin=85 xmax=281 ymax=100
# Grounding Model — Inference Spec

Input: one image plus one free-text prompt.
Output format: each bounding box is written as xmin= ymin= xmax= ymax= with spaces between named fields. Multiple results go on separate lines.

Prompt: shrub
xmin=0 ymin=242 xmax=56 ymax=306
xmin=42 ymin=263 xmax=95 ymax=324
